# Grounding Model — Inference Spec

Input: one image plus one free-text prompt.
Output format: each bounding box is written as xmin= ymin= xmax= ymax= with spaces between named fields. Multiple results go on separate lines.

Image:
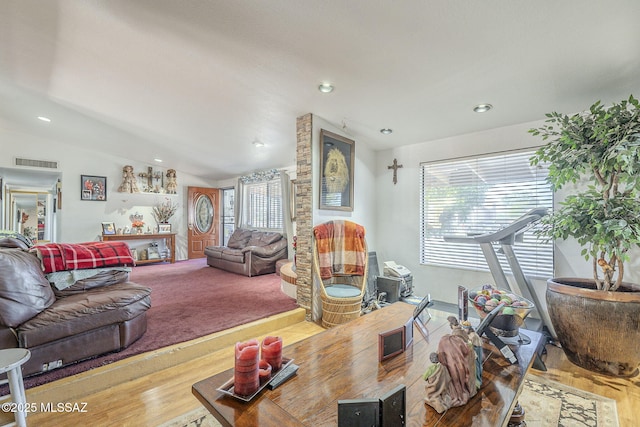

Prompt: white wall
xmin=373 ymin=121 xmax=549 ymax=307
xmin=1 ymin=129 xmax=214 ymax=260
xmin=308 ymin=116 xmax=377 ymax=321
xmin=373 ymin=117 xmax=640 ymax=318
xmin=312 ymin=117 xmax=377 ymax=249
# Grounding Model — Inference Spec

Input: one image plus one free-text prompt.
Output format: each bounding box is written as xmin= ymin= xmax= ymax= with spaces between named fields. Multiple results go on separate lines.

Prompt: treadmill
xmin=443 ymin=207 xmax=555 ymax=339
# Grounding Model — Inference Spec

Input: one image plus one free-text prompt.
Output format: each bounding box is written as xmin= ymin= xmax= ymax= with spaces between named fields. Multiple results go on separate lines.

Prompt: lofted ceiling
xmin=1 ymin=0 xmax=639 ymax=182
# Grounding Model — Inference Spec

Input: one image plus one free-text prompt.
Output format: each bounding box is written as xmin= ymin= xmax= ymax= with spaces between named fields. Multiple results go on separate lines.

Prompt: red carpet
xmin=9 ymin=258 xmax=297 ymax=391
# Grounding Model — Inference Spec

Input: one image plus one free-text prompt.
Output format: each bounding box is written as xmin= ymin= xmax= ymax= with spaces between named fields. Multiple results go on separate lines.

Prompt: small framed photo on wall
xmin=81 ymin=175 xmax=107 ymax=201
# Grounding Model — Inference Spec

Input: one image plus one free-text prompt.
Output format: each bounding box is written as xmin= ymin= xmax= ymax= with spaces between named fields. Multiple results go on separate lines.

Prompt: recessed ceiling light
xmin=380 ymin=128 xmax=393 ymax=135
xmin=37 ymin=116 xmax=51 ymax=122
xmin=473 ymin=104 xmax=493 ymax=113
xmin=318 ymin=83 xmax=334 ymax=93
xmin=253 ymin=140 xmax=265 ymax=147
xmin=154 ymin=158 xmax=163 ymax=163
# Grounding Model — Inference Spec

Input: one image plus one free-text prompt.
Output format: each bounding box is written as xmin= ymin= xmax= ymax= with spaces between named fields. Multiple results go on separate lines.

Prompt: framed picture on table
xmin=101 ymin=222 xmax=116 ymax=235
xmin=147 ymin=246 xmax=161 ymax=260
xmin=158 ymin=224 xmax=172 ymax=234
xmin=378 ymin=326 xmax=405 ymax=362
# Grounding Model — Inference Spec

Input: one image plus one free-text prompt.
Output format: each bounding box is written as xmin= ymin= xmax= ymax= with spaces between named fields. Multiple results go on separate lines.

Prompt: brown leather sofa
xmin=204 ymin=229 xmax=288 ymax=277
xmin=0 ymin=240 xmax=151 ymax=377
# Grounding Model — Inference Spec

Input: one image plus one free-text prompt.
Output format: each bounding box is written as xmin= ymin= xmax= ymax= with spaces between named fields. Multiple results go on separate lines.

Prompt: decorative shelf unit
xmin=101 ymin=233 xmax=176 ymax=265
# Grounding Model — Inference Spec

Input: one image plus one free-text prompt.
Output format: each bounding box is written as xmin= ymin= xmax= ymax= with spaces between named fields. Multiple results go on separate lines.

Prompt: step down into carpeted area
xmin=27 ymin=308 xmax=310 ymax=404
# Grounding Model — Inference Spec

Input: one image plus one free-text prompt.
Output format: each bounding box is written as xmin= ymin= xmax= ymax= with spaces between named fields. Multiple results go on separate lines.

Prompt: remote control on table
xmin=267 ymin=363 xmax=299 ymax=390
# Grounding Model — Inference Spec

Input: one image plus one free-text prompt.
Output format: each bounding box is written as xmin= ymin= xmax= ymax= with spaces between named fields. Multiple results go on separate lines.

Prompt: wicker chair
xmin=312 ymin=221 xmax=368 ymax=328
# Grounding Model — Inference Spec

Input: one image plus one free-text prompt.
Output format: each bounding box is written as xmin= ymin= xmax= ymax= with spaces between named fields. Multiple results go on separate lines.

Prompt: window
xmin=420 ymin=150 xmax=553 ymax=278
xmin=222 ymin=188 xmax=235 ymax=245
xmin=243 ymin=179 xmax=283 ymax=230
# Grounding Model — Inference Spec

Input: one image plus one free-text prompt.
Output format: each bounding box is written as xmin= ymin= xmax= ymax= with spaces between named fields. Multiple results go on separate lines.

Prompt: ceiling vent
xmin=14 ymin=157 xmax=59 ymax=169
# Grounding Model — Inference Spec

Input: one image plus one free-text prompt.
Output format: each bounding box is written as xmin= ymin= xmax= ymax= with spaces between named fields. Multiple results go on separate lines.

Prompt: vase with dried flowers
xmin=152 ymin=198 xmax=179 ymax=226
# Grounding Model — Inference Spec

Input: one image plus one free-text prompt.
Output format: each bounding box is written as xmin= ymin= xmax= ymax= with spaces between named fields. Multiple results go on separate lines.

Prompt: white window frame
xmin=419 ymin=149 xmax=553 ymax=279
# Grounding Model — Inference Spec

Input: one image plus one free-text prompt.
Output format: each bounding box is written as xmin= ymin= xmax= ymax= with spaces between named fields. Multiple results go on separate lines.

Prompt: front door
xmin=187 ymin=186 xmax=219 ymax=259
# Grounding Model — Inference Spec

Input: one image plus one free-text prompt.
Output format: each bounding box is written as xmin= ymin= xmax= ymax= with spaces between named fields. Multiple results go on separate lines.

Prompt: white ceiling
xmin=1 ymin=0 xmax=639 ymax=181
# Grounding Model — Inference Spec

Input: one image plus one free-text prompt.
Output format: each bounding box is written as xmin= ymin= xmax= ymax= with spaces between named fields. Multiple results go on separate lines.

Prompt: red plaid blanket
xmin=32 ymin=242 xmax=135 ymax=274
xmin=314 ymin=220 xmax=366 ymax=280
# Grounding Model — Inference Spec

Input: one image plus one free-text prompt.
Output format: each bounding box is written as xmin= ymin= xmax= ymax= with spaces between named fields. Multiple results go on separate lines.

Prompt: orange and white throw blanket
xmin=314 ymin=220 xmax=366 ymax=280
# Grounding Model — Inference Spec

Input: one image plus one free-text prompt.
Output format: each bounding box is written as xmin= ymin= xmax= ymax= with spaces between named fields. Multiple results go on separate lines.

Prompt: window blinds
xmin=419 ymin=150 xmax=553 ymax=279
xmin=245 ymin=180 xmax=283 ymax=229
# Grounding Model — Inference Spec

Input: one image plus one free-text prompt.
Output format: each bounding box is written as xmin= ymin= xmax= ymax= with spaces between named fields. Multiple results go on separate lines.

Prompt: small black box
xmin=380 ymin=384 xmax=406 ymax=426
xmin=338 ymin=399 xmax=380 ymax=427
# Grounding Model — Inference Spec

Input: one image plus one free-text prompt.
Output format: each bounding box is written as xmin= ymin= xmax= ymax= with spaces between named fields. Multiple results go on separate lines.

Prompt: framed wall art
xmin=81 ymin=175 xmax=107 ymax=201
xmin=319 ymin=129 xmax=354 ymax=211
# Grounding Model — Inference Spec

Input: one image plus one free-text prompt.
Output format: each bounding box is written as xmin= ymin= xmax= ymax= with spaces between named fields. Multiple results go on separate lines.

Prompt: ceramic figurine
xmin=117 ymin=165 xmax=140 ymax=193
xmin=165 ymin=169 xmax=178 ymax=194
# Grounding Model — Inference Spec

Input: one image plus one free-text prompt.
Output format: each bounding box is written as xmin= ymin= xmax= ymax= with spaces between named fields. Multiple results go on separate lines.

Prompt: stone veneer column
xmin=295 ymin=113 xmax=313 ymax=319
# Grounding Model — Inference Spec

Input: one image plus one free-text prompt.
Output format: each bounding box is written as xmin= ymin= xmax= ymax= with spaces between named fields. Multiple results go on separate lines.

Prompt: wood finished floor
xmin=3 ymin=314 xmax=639 ymax=426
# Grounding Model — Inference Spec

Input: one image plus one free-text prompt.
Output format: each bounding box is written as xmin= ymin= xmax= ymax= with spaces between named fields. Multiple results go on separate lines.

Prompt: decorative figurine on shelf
xmin=165 ymin=169 xmax=178 ymax=194
xmin=118 ymin=165 xmax=140 ymax=193
xmin=130 ymin=212 xmax=145 ymax=234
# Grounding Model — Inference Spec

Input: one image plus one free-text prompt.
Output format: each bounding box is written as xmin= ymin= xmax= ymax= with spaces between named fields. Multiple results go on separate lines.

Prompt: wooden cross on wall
xmin=387 ymin=158 xmax=403 ymax=184
xmin=138 ymin=167 xmax=153 ymax=191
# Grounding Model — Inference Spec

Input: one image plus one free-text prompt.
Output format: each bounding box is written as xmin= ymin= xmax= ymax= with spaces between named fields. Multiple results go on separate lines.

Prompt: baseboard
xmin=28 ymin=308 xmax=308 ymax=403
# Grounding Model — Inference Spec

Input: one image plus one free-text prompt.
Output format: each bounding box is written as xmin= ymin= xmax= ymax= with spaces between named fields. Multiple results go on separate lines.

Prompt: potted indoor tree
xmin=529 ymin=95 xmax=640 ymax=377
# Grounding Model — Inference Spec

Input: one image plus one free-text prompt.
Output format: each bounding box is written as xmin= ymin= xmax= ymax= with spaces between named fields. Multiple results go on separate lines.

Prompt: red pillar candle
xmin=259 ymin=359 xmax=272 ymax=384
xmin=261 ymin=336 xmax=283 ymax=371
xmin=234 ymin=339 xmax=260 ymax=396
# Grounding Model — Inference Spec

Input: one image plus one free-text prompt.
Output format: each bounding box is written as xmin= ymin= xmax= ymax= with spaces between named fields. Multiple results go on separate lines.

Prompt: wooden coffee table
xmin=193 ymin=302 xmax=543 ymax=426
